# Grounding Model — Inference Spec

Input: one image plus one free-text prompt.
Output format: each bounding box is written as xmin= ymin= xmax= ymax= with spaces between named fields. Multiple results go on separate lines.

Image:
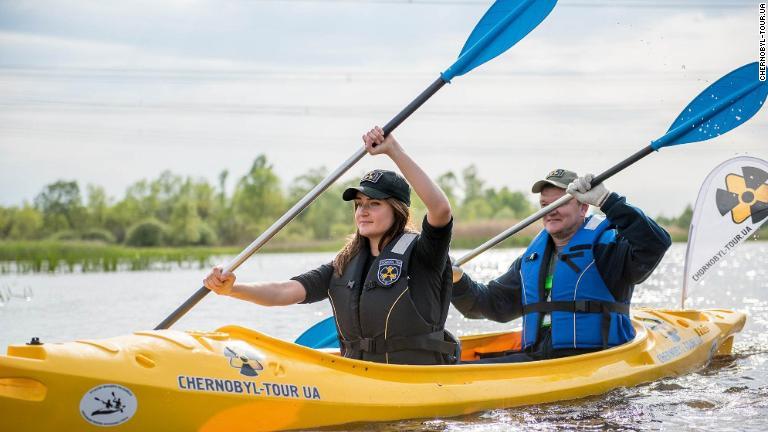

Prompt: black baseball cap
xmin=342 ymin=170 xmax=411 ymax=206
xmin=531 ymin=169 xmax=579 ymax=193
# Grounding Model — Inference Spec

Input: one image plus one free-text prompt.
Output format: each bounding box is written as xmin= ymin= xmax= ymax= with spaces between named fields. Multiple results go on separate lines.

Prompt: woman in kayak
xmin=204 ymin=126 xmax=458 ymax=365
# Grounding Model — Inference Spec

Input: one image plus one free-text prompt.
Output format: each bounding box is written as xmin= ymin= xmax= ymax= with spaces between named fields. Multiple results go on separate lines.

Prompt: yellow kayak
xmin=0 ymin=308 xmax=745 ymax=431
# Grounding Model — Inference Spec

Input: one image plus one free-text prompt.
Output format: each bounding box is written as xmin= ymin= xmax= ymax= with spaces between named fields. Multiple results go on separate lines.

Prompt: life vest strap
xmin=522 ymin=300 xmax=629 ymax=315
xmin=522 ymin=300 xmax=629 ymax=349
xmin=340 ymin=330 xmax=458 ymax=355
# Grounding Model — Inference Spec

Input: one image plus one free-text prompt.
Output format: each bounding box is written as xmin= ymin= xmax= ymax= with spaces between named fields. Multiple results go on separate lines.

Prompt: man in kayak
xmin=204 ymin=126 xmax=459 ymax=365
xmin=451 ymin=169 xmax=671 ymax=363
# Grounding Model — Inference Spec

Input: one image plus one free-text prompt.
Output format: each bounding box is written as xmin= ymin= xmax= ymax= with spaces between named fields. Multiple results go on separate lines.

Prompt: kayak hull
xmin=0 ymin=308 xmax=746 ymax=431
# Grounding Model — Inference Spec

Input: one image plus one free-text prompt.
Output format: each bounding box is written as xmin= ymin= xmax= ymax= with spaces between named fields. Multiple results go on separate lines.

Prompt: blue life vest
xmin=519 ymin=215 xmax=635 ymax=350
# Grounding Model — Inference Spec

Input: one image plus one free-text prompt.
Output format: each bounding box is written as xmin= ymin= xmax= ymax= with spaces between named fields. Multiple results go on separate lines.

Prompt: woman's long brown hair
xmin=332 ymin=198 xmax=415 ymax=276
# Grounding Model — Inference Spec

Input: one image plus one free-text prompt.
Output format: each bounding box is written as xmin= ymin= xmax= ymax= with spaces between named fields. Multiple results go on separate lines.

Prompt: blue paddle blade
xmin=294 ymin=316 xmax=339 ymax=349
xmin=652 ymin=62 xmax=768 ymax=150
xmin=441 ymin=0 xmax=558 ymax=81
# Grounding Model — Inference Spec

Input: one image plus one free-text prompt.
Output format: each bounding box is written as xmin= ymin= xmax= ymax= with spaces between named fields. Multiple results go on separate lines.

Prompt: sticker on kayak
xmin=708 ymin=340 xmax=719 ymax=363
xmin=224 ymin=342 xmax=264 ymax=377
xmin=656 ymin=336 xmax=703 ymax=363
xmin=638 ymin=317 xmax=681 ymax=342
xmin=79 ymin=384 xmax=137 ymax=427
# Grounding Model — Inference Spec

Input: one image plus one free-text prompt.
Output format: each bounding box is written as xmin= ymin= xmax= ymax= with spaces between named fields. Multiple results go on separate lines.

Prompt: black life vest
xmin=328 ymin=232 xmax=458 ymax=365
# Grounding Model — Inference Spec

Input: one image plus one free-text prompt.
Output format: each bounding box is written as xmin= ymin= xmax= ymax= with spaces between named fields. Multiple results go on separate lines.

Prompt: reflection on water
xmin=0 ymin=243 xmax=766 ymax=430
xmin=0 ymin=283 xmax=33 ymax=307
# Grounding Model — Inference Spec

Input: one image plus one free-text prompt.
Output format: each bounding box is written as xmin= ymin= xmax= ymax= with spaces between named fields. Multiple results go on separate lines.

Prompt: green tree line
xmin=0 ymin=155 xmax=538 ymax=247
xmin=3 ymin=154 xmax=763 ymax=249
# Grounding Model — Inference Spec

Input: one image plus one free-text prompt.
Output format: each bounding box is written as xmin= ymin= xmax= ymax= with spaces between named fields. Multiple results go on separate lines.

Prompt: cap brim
xmin=531 ymin=180 xmax=567 ymax=193
xmin=342 ymin=186 xmax=391 ymax=201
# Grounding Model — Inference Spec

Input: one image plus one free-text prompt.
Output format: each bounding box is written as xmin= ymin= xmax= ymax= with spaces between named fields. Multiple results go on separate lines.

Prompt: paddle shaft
xmin=455 ymin=145 xmax=654 ymax=266
xmin=154 ymin=77 xmax=447 ymax=330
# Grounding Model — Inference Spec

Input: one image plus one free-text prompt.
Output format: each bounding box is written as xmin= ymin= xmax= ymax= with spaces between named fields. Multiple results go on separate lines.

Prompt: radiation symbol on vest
xmin=377 ymin=258 xmax=402 ymax=286
xmin=224 ymin=344 xmax=264 ymax=377
xmin=715 ymin=166 xmax=768 ymax=224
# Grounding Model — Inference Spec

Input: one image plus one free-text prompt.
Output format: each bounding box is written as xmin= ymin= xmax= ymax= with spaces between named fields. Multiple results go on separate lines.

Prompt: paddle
xmin=295 ymin=316 xmax=339 ymax=349
xmin=155 ymin=0 xmax=559 ymax=330
xmin=297 ymin=62 xmax=768 ymax=349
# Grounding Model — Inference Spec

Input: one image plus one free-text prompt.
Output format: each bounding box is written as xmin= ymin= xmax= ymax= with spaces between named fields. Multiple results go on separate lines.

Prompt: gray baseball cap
xmin=531 ymin=169 xmax=578 ymax=193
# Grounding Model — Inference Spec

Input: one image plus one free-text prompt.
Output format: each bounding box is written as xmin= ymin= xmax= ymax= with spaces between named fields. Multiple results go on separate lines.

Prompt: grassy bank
xmin=1 ymin=221 xmax=763 ymax=274
xmin=0 ymin=219 xmax=535 ymax=274
xmin=451 ymin=219 xmax=536 ymax=249
xmin=0 ymin=238 xmax=356 ymax=273
xmin=0 ymin=241 xmax=237 ymax=273
xmin=0 ymin=239 xmax=360 ymax=273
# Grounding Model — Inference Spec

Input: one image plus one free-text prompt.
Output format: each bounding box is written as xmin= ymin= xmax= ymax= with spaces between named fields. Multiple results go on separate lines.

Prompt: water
xmin=1 ymin=243 xmax=766 ymax=431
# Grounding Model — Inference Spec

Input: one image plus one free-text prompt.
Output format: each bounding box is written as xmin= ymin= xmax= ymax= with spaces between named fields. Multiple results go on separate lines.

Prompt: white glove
xmin=566 ymin=174 xmax=610 ymax=207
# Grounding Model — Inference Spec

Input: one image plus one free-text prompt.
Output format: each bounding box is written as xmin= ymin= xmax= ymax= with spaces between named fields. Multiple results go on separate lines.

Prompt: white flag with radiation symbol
xmin=682 ymin=156 xmax=768 ymax=307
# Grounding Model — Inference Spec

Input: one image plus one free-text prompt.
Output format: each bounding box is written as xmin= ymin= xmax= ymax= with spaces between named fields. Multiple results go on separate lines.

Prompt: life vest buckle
xmin=573 ymin=300 xmax=588 ymax=313
xmin=359 ymin=338 xmax=375 ymax=352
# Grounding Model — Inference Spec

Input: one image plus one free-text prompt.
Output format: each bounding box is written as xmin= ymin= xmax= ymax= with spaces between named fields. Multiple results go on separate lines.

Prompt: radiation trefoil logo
xmin=224 ymin=345 xmax=264 ymax=377
xmin=377 ymin=259 xmax=402 ymax=286
xmin=715 ymin=166 xmax=768 ymax=224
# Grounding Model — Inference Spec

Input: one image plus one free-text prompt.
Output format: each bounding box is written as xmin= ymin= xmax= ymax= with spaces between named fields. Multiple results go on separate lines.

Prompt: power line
xmin=0 ymin=97 xmax=686 ymax=117
xmin=0 ymin=66 xmax=726 ymax=82
xmin=248 ymin=0 xmax=754 ymax=9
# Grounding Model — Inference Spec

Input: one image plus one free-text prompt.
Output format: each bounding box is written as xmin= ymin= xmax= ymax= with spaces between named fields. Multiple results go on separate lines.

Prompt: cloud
xmin=0 ymin=2 xmax=763 ymax=216
xmin=0 ymin=31 xmax=260 ymax=70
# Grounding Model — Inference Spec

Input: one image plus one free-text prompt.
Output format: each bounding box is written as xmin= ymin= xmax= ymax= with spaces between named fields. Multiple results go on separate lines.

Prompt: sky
xmin=0 ymin=0 xmax=765 ymax=219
